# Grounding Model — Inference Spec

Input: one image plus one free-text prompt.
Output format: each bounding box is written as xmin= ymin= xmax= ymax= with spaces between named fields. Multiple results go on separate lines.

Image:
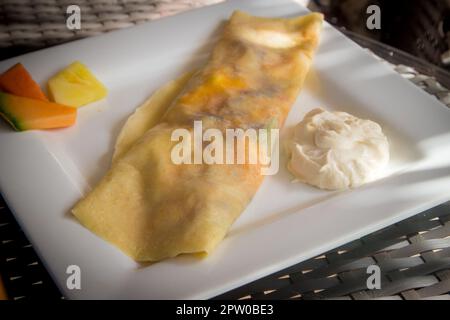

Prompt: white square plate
xmin=1 ymin=0 xmax=450 ymax=299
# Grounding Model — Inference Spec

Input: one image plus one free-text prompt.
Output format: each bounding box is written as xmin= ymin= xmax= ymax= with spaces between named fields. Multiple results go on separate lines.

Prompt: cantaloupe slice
xmin=48 ymin=61 xmax=108 ymax=108
xmin=0 ymin=92 xmax=76 ymax=131
xmin=0 ymin=63 xmax=49 ymax=101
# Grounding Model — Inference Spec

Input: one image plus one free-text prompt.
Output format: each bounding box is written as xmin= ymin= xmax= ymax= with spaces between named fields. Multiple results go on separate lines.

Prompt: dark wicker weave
xmin=0 ymin=196 xmax=62 ymax=300
xmin=217 ymin=202 xmax=450 ymax=300
xmin=2 ymin=199 xmax=450 ymax=300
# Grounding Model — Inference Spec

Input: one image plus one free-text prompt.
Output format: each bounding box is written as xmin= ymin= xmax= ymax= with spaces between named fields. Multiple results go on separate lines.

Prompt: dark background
xmin=311 ymin=0 xmax=450 ymax=70
xmin=0 ymin=0 xmax=449 ymax=71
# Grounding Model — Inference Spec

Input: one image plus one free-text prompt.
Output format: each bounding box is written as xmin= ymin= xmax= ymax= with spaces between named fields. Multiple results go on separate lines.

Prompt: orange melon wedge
xmin=0 ymin=92 xmax=76 ymax=131
xmin=0 ymin=63 xmax=49 ymax=101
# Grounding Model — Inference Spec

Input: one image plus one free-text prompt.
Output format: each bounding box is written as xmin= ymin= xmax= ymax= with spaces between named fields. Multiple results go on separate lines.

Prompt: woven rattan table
xmin=1 ymin=0 xmax=450 ymax=300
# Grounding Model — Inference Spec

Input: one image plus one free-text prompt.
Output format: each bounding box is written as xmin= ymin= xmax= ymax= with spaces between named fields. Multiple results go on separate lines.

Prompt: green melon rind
xmin=0 ymin=92 xmax=26 ymax=131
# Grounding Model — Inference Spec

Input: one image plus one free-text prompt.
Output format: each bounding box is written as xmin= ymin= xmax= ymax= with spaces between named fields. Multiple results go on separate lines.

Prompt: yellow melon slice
xmin=48 ymin=61 xmax=108 ymax=108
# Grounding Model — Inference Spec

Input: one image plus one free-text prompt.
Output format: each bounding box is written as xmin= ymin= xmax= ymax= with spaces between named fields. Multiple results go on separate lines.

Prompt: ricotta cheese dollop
xmin=287 ymin=108 xmax=389 ymax=190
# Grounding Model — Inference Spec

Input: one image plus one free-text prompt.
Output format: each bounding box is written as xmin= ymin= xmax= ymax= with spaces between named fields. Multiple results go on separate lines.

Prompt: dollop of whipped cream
xmin=287 ymin=108 xmax=389 ymax=190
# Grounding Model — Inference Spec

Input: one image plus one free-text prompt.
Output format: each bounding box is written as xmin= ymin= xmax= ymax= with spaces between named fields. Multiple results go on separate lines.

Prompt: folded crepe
xmin=113 ymin=71 xmax=194 ymax=162
xmin=72 ymin=11 xmax=323 ymax=261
